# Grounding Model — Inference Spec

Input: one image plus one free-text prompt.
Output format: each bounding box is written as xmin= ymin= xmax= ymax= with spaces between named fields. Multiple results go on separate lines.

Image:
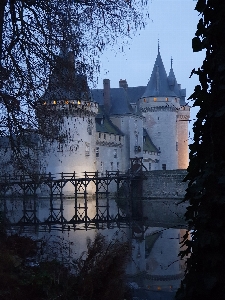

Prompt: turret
xmin=139 ymin=48 xmax=180 ymax=170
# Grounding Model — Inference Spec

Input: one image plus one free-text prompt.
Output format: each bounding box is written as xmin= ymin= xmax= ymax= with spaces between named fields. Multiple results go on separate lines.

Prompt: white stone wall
xmin=95 ymin=132 xmax=124 ymax=173
xmin=177 ymin=106 xmax=190 ymax=169
xmin=140 ymin=97 xmax=179 ymax=170
xmin=40 ymin=108 xmax=97 ymax=195
xmin=110 ymin=115 xmax=144 ymax=171
xmin=143 ymin=152 xmax=160 ymax=171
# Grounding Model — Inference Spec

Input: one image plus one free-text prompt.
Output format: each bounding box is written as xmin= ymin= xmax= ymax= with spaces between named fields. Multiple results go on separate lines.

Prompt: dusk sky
xmin=94 ymin=0 xmax=205 ymax=141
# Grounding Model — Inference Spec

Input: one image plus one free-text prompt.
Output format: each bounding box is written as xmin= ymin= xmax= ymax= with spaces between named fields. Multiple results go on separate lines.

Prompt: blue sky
xmin=94 ymin=0 xmax=205 ymax=141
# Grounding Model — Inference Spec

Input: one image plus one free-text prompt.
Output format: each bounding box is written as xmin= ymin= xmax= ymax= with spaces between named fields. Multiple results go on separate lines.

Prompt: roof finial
xmin=158 ymin=39 xmax=160 ymax=53
xmin=171 ymin=56 xmax=173 ymax=69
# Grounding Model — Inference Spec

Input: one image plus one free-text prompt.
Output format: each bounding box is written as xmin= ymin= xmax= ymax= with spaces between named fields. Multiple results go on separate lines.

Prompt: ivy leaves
xmin=176 ymin=1 xmax=225 ymax=299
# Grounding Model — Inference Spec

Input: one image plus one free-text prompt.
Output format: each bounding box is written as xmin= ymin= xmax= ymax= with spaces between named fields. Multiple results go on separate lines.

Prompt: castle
xmin=0 ymin=47 xmax=190 ymax=187
xmin=38 ymin=46 xmax=190 ymax=180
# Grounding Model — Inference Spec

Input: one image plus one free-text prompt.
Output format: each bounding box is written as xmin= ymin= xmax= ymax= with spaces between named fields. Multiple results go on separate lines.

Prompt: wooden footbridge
xmin=0 ymin=169 xmax=145 ymax=234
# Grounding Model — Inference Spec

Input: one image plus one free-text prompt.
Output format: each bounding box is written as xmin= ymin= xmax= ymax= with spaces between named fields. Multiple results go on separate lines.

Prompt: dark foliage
xmin=0 ymin=232 xmax=131 ymax=300
xmin=0 ymin=0 xmax=148 ymax=173
xmin=176 ymin=1 xmax=225 ymax=299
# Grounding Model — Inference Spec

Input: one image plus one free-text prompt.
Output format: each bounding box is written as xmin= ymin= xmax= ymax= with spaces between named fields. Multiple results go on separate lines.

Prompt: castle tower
xmin=38 ymin=50 xmax=98 ymax=194
xmin=139 ymin=48 xmax=180 ymax=170
xmin=167 ymin=60 xmax=190 ymax=169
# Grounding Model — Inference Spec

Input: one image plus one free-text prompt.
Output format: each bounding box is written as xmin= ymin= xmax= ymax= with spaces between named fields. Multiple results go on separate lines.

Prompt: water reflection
xmin=1 ymin=196 xmax=188 ymax=298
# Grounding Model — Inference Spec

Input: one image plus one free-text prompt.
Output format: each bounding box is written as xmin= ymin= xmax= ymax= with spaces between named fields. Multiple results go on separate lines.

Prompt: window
xmin=85 ymin=143 xmax=90 ymax=156
xmin=135 ymin=134 xmax=138 ymax=146
xmin=96 ymin=147 xmax=99 ymax=157
xmin=117 ymin=162 xmax=119 ymax=170
xmin=110 ymin=162 xmax=113 ymax=171
xmin=100 ymin=162 xmax=104 ymax=174
xmin=119 ymin=136 xmax=121 ymax=141
xmin=104 ymin=133 xmax=106 ymax=139
xmin=162 ymin=164 xmax=166 ymax=170
xmin=165 ymin=97 xmax=168 ymax=101
xmin=149 ymin=163 xmax=151 ymax=171
xmin=153 ymin=97 xmax=157 ymax=102
xmin=176 ymin=142 xmax=178 ymax=151
xmin=99 ymin=133 xmax=101 ymax=138
xmin=114 ymin=149 xmax=117 ymax=158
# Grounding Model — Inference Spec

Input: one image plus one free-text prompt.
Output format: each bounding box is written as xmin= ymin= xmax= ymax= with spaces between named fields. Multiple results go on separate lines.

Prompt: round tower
xmin=139 ymin=49 xmax=189 ymax=170
xmin=139 ymin=49 xmax=179 ymax=170
xmin=38 ymin=50 xmax=98 ymax=195
xmin=177 ymin=105 xmax=190 ymax=169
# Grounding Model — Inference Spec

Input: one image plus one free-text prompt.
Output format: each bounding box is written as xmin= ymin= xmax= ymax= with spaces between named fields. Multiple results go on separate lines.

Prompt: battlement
xmin=39 ymin=99 xmax=99 ymax=115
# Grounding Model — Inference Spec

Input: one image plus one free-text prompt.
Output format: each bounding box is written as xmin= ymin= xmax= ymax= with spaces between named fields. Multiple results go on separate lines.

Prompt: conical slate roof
xmin=141 ymin=51 xmax=177 ymax=98
xmin=168 ymin=67 xmax=187 ymax=105
xmin=41 ymin=51 xmax=91 ymax=102
xmin=168 ymin=67 xmax=180 ymax=95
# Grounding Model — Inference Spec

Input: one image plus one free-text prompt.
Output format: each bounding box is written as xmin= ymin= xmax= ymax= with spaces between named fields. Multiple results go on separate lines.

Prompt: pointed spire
xmin=171 ymin=56 xmax=173 ymax=69
xmin=141 ymin=46 xmax=176 ymax=98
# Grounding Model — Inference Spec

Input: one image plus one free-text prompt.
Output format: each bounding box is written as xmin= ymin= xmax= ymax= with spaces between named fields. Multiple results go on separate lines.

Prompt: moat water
xmin=1 ymin=196 xmax=188 ymax=300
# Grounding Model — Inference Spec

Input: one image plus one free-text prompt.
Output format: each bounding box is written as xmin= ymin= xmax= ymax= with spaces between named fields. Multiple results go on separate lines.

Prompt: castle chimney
xmin=103 ymin=79 xmax=111 ymax=114
xmin=119 ymin=79 xmax=128 ymax=89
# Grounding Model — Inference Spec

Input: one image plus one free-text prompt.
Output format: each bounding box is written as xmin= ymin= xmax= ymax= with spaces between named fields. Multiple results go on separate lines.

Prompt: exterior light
xmin=53 ymin=100 xmax=56 ymax=105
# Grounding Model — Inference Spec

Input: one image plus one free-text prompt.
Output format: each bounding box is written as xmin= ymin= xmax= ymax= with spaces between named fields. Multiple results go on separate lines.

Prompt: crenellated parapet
xmin=39 ymin=99 xmax=98 ymax=117
xmin=140 ymin=105 xmax=178 ymax=113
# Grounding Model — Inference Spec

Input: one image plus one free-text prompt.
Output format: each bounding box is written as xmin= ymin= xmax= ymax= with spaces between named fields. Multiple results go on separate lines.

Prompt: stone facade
xmin=0 ymin=49 xmax=190 ymax=185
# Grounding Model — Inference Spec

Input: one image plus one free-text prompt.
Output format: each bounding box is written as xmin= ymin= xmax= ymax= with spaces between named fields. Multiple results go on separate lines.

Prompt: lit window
xmin=53 ymin=100 xmax=57 ymax=105
xmin=65 ymin=100 xmax=69 ymax=105
xmin=77 ymin=100 xmax=81 ymax=105
xmin=166 ymin=97 xmax=168 ymax=101
xmin=153 ymin=97 xmax=157 ymax=102
xmin=144 ymin=98 xmax=146 ymax=102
